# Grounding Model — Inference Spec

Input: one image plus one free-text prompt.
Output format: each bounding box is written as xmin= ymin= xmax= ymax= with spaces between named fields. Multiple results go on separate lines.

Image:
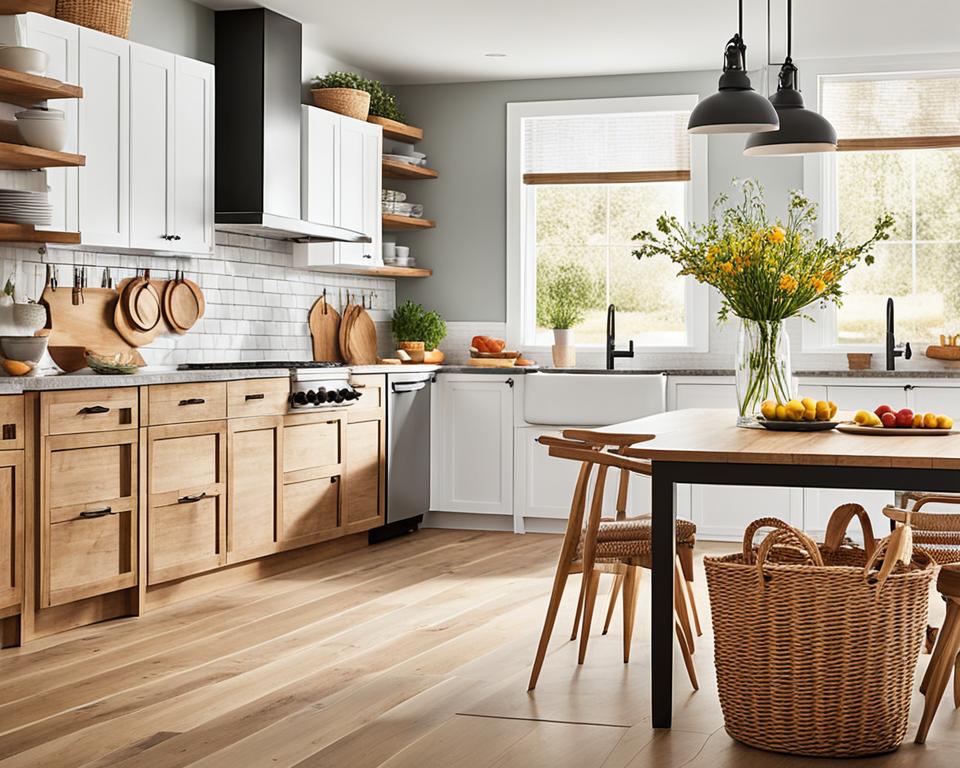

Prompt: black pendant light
xmin=743 ymin=0 xmax=837 ymax=155
xmin=687 ymin=0 xmax=780 ymax=134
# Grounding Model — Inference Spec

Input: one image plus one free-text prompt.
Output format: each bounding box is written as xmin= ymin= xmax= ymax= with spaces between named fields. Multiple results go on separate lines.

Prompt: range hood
xmin=214 ymin=9 xmax=370 ymax=244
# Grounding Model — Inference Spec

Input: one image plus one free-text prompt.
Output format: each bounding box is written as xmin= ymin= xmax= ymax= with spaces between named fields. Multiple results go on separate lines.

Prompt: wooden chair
xmin=915 ymin=564 xmax=960 ymax=744
xmin=563 ymin=429 xmax=702 ymax=643
xmin=889 ymin=493 xmax=960 ymax=564
xmin=527 ymin=433 xmax=698 ymax=692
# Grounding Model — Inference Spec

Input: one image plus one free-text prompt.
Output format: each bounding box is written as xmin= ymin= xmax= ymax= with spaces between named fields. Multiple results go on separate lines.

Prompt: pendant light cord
xmin=739 ymin=0 xmax=743 ymax=38
xmin=786 ymin=0 xmax=792 ymax=59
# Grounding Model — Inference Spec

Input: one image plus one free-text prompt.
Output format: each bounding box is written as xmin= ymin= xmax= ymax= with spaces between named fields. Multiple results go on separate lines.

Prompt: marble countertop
xmin=5 ymin=367 xmax=291 ymax=392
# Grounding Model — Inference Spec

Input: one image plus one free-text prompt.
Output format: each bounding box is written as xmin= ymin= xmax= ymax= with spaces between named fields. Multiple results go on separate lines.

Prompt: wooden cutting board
xmin=345 ymin=306 xmax=378 ymax=365
xmin=467 ymin=357 xmax=517 ymax=368
xmin=338 ymin=297 xmax=358 ymax=363
xmin=114 ymin=278 xmax=164 ymax=348
xmin=40 ymin=284 xmax=145 ymax=366
xmin=168 ymin=278 xmax=202 ymax=332
xmin=308 ymin=296 xmax=341 ymax=362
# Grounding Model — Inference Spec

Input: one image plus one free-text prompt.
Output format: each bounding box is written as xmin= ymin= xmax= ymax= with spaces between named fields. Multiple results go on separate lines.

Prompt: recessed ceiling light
xmin=484 ymin=53 xmax=507 ymax=58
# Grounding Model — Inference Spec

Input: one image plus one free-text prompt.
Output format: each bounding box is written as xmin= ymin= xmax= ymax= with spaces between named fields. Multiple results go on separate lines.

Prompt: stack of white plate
xmin=0 ymin=189 xmax=52 ymax=226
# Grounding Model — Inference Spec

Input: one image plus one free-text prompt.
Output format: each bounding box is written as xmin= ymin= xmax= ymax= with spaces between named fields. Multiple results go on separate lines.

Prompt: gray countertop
xmin=3 ymin=367 xmax=291 ymax=392
xmin=436 ymin=366 xmax=960 ymax=379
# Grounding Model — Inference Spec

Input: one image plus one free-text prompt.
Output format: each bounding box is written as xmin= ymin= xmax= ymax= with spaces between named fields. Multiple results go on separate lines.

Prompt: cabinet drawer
xmin=227 ymin=378 xmax=289 ymax=418
xmin=148 ymin=382 xmax=226 ymax=425
xmin=147 ymin=421 xmax=226 ymax=501
xmin=148 ymin=494 xmax=224 ymax=584
xmin=47 ymin=438 xmax=134 ymax=509
xmin=48 ymin=510 xmax=136 ymax=606
xmin=351 ymin=373 xmax=384 ymax=411
xmin=281 ymin=475 xmax=339 ymax=545
xmin=0 ymin=396 xmax=23 ymax=449
xmin=283 ymin=412 xmax=343 ymax=477
xmin=0 ymin=454 xmax=23 ymax=612
xmin=42 ymin=388 xmax=138 ymax=435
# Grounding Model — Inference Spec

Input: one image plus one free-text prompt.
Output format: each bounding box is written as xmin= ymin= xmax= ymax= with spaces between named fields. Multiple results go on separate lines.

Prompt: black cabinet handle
xmin=330 ymin=477 xmax=338 ymax=484
xmin=174 ymin=235 xmax=182 ymax=241
xmin=505 ymin=378 xmax=515 ymax=388
xmin=178 ymin=492 xmax=207 ymax=504
xmin=245 ymin=393 xmax=265 ymax=401
xmin=904 ymin=384 xmax=915 ymax=391
xmin=79 ymin=405 xmax=110 ymax=415
xmin=179 ymin=398 xmax=206 ymax=406
xmin=79 ymin=507 xmax=114 ymax=519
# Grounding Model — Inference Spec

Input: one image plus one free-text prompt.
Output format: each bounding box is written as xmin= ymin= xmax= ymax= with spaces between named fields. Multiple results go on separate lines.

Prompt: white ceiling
xmin=196 ymin=0 xmax=960 ymax=84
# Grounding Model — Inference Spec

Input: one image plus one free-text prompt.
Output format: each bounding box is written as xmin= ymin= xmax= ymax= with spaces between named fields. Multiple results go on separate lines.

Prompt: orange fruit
xmin=1 ymin=359 xmax=31 ymax=376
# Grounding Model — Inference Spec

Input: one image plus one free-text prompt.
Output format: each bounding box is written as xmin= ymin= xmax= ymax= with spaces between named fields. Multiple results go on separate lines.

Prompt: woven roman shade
xmin=522 ymin=110 xmax=691 ymax=184
xmin=821 ymin=73 xmax=960 ymax=151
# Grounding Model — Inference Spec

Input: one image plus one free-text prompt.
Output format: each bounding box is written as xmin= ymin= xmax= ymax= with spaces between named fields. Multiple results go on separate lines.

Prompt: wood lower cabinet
xmin=41 ymin=430 xmax=138 ymax=608
xmin=281 ymin=411 xmax=345 ymax=548
xmin=146 ymin=420 xmax=226 ymax=584
xmin=227 ymin=415 xmax=282 ymax=563
xmin=343 ymin=374 xmax=385 ymax=533
xmin=0 ymin=452 xmax=23 ymax=616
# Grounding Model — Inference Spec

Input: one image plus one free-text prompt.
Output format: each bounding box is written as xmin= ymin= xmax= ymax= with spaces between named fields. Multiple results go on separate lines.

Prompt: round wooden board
xmin=308 ymin=297 xmax=341 ymax=362
xmin=182 ymin=277 xmax=205 ymax=319
xmin=169 ymin=280 xmax=201 ymax=332
xmin=114 ymin=278 xmax=162 ymax=347
xmin=132 ymin=278 xmax=161 ymax=331
xmin=162 ymin=279 xmax=185 ymax=335
xmin=837 ymin=422 xmax=957 ymax=436
xmin=121 ymin=275 xmax=146 ymax=329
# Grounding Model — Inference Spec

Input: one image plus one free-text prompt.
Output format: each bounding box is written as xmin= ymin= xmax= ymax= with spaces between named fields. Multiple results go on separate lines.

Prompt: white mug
xmin=382 ymin=241 xmax=397 ymax=259
xmin=395 ymin=245 xmax=410 ymax=259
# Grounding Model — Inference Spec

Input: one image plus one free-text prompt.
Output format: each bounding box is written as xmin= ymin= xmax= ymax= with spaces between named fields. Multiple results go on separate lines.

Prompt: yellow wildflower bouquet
xmin=632 ymin=179 xmax=893 ymax=324
xmin=633 ymin=180 xmax=893 ymax=424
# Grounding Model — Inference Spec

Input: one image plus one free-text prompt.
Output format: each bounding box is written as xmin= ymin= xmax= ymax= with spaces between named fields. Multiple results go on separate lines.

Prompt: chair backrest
xmin=884 ymin=501 xmax=960 ymax=534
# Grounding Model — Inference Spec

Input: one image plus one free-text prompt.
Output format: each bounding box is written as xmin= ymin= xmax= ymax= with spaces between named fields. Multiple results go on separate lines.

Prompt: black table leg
xmin=651 ymin=463 xmax=676 ymax=728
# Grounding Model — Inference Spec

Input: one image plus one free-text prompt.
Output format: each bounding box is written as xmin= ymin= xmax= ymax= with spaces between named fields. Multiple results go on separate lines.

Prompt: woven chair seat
xmin=576 ymin=517 xmax=696 ymax=562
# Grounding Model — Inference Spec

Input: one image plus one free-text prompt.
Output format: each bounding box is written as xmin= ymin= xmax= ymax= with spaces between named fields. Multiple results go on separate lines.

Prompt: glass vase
xmin=735 ymin=318 xmax=794 ymax=426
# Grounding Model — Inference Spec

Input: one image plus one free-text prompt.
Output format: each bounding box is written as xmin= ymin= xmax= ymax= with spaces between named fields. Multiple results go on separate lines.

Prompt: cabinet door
xmin=173 ymin=56 xmax=215 ymax=254
xmin=129 ymin=44 xmax=174 ymax=251
xmin=227 ymin=416 xmax=282 ymax=563
xmin=343 ymin=416 xmax=384 ymax=533
xmin=671 ymin=381 xmax=737 ymax=410
xmin=337 ymin=117 xmax=382 ymax=266
xmin=691 ymin=485 xmax=803 ymax=541
xmin=24 ymin=14 xmax=79 ymax=234
xmin=147 ymin=421 xmax=226 ymax=584
xmin=0 ymin=453 xmax=23 ymax=613
xmin=281 ymin=411 xmax=344 ymax=548
xmin=301 ymin=105 xmax=339 ymax=227
xmin=78 ymin=27 xmax=129 ymax=247
xmin=432 ymin=376 xmax=514 ymax=516
xmin=42 ymin=431 xmax=138 ymax=608
xmin=910 ymin=386 xmax=960 ymax=417
xmin=825 ymin=385 xmax=907 ymax=412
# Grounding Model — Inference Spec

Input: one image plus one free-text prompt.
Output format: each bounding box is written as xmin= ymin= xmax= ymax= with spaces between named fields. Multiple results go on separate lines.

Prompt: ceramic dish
xmin=757 ymin=418 xmax=839 ymax=432
xmin=15 ymin=108 xmax=67 ymax=151
xmin=85 ymin=350 xmax=144 ymax=375
xmin=836 ymin=422 xmax=957 ymax=436
xmin=0 ymin=46 xmax=48 ymax=76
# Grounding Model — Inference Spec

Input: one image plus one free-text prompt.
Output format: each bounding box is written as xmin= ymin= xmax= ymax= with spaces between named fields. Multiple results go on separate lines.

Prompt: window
xmin=815 ymin=73 xmax=960 ymax=347
xmin=506 ymin=96 xmax=708 ymax=350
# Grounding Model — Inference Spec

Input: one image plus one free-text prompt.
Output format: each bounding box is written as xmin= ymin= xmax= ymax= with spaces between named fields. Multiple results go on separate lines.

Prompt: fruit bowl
xmin=757 ymin=418 xmax=840 ymax=432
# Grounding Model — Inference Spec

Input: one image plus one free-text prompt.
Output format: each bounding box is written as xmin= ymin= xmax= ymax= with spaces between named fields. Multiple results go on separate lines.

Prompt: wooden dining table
xmin=604 ymin=408 xmax=960 ymax=729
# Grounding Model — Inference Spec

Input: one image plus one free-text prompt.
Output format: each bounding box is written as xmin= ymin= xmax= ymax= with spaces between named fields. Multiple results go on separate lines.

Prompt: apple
xmin=895 ymin=408 xmax=915 ymax=428
xmin=881 ymin=412 xmax=897 ymax=428
xmin=875 ymin=404 xmax=894 ymax=417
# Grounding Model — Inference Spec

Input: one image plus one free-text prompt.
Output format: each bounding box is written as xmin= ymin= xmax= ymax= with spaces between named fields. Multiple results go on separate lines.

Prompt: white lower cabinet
xmin=825 ymin=384 xmax=908 ymax=412
xmin=691 ymin=485 xmax=803 ymax=540
xmin=431 ymin=374 xmax=515 ymax=516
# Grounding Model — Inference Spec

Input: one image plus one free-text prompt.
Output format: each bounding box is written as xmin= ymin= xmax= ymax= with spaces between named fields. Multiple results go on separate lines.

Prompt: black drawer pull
xmin=79 ymin=507 xmax=114 ymax=519
xmin=245 ymin=393 xmax=265 ymax=401
xmin=79 ymin=405 xmax=110 ymax=415
xmin=330 ymin=477 xmax=338 ymax=484
xmin=179 ymin=398 xmax=206 ymax=406
xmin=178 ymin=492 xmax=207 ymax=504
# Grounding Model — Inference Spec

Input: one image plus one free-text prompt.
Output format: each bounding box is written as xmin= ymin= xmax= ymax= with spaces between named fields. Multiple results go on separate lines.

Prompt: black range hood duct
xmin=214 ymin=9 xmax=370 ymax=244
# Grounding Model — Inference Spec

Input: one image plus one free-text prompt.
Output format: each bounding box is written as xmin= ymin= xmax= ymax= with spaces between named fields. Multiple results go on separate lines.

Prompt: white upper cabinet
xmin=78 ymin=27 xmax=130 ymax=248
xmin=12 ymin=14 xmax=79 ymax=233
xmin=172 ymin=56 xmax=215 ymax=254
xmin=296 ymin=106 xmax=382 ymax=270
xmin=129 ymin=45 xmax=174 ymax=251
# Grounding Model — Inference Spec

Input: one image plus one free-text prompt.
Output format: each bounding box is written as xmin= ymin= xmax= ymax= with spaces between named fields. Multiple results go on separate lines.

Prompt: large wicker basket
xmin=57 ymin=0 xmax=132 ymax=38
xmin=311 ymin=87 xmax=370 ymax=121
xmin=705 ymin=507 xmax=934 ymax=758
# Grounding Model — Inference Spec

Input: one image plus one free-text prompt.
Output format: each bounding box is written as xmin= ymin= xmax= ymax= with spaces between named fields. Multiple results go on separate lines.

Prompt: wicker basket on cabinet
xmin=56 ymin=0 xmax=132 ymax=38
xmin=705 ymin=507 xmax=934 ymax=757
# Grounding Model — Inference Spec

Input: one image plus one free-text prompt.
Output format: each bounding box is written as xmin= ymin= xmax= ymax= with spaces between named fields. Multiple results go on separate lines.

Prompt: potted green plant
xmin=392 ymin=300 xmax=447 ymax=363
xmin=537 ymin=260 xmax=593 ymax=367
xmin=310 ymin=71 xmax=371 ymax=121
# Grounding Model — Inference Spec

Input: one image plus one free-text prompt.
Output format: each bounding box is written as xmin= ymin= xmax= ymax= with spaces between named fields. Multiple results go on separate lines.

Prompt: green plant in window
xmin=537 ymin=260 xmax=594 ymax=329
xmin=391 ymin=300 xmax=446 ymax=350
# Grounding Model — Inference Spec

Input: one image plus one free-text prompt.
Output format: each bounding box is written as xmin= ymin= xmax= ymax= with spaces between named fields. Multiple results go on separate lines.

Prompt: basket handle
xmin=823 ymin=503 xmax=877 ymax=558
xmin=742 ymin=517 xmax=805 ymax=564
xmin=754 ymin=525 xmax=824 ymax=587
xmin=863 ymin=524 xmax=914 ymax=593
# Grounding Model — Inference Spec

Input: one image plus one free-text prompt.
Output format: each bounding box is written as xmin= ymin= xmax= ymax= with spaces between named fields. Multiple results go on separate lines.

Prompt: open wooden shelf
xmin=382 ymin=158 xmax=438 ymax=180
xmin=0 ymin=141 xmax=85 ymax=170
xmin=0 ymin=67 xmax=82 ymax=107
xmin=311 ymin=264 xmax=432 ymax=278
xmin=0 ymin=223 xmax=79 ymax=244
xmin=369 ymin=116 xmax=424 ymax=144
xmin=382 ymin=213 xmax=436 ymax=231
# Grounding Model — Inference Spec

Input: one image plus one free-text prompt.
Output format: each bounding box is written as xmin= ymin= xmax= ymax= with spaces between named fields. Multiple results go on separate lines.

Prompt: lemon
xmin=760 ymin=400 xmax=778 ymax=420
xmin=815 ymin=401 xmax=831 ymax=421
xmin=854 ymin=410 xmax=871 ymax=425
xmin=785 ymin=399 xmax=804 ymax=421
xmin=801 ymin=397 xmax=816 ymax=411
xmin=924 ymin=412 xmax=939 ymax=429
xmin=828 ymin=401 xmax=838 ymax=419
xmin=803 ymin=409 xmax=816 ymax=422
xmin=938 ymin=415 xmax=954 ymax=429
xmin=913 ymin=414 xmax=923 ymax=428
xmin=867 ymin=413 xmax=883 ymax=427
xmin=775 ymin=404 xmax=788 ymax=421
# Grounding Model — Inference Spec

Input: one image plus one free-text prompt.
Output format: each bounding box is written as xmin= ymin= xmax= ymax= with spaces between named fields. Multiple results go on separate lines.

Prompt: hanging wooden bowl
xmin=114 ymin=278 xmax=162 ymax=347
xmin=130 ymin=270 xmax=161 ymax=331
xmin=168 ymin=277 xmax=202 ymax=332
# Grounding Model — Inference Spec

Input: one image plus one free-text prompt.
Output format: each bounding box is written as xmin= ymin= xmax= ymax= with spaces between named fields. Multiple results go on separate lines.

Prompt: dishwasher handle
xmin=392 ymin=381 xmax=426 ymax=394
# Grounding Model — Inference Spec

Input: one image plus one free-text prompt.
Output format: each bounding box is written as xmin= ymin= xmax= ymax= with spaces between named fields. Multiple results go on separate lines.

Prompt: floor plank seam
xmin=454 ymin=711 xmax=632 ymax=729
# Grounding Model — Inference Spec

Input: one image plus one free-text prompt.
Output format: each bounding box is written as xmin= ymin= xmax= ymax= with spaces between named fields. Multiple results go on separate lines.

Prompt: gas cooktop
xmin=179 ymin=361 xmax=344 ymax=370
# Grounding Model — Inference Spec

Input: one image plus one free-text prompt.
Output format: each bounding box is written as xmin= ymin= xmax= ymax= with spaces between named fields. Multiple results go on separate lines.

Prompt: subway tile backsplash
xmin=0 ymin=233 xmax=397 ymax=366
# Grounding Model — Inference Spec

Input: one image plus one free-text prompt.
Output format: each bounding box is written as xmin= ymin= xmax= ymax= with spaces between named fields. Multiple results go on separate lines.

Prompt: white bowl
xmin=0 ymin=46 xmax=48 ymax=76
xmin=395 ymin=245 xmax=410 ymax=259
xmin=15 ymin=109 xmax=67 ymax=151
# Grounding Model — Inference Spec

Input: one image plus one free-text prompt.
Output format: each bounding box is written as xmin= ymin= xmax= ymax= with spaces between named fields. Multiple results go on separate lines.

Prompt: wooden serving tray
xmin=467 ymin=357 xmax=516 ymax=368
xmin=837 ymin=423 xmax=957 ymax=436
xmin=925 ymin=345 xmax=960 ymax=361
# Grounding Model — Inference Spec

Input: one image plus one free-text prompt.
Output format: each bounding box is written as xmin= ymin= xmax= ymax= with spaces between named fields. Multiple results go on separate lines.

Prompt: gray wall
xmin=129 ymin=0 xmax=214 ymax=63
xmin=392 ymin=71 xmax=803 ymax=322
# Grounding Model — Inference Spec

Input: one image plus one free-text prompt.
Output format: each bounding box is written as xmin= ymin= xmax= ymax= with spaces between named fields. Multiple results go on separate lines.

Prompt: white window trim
xmin=506 ymin=95 xmax=709 ymax=354
xmin=801 ymin=59 xmax=960 ymax=353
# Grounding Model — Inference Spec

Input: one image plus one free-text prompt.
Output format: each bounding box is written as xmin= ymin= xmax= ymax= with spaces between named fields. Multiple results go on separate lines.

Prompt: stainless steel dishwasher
xmin=370 ymin=370 xmax=433 ymax=543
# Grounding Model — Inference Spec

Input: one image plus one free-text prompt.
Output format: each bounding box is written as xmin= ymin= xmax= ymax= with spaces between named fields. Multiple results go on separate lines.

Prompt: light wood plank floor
xmin=0 ymin=530 xmax=958 ymax=767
